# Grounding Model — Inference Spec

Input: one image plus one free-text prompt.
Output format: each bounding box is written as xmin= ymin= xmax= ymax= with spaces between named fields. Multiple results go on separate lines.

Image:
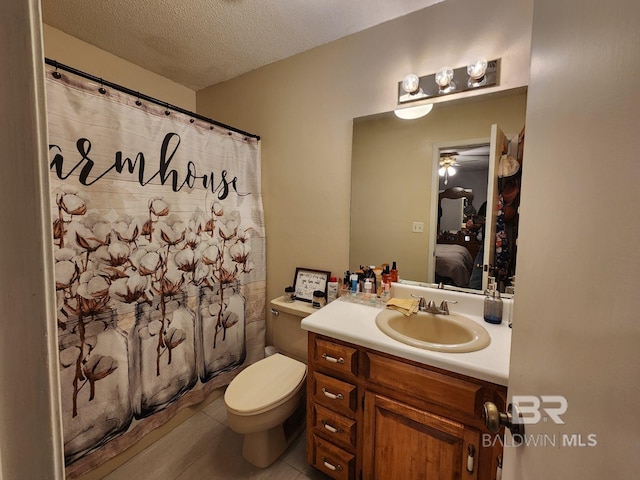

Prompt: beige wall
xmin=43 ymin=25 xmax=196 ymax=111
xmin=196 ymin=0 xmax=533 ymax=342
xmin=351 ymin=91 xmax=527 ymax=281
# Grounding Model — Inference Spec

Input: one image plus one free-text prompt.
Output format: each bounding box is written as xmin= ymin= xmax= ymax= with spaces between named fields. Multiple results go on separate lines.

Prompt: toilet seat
xmin=225 ymin=353 xmax=306 ymax=416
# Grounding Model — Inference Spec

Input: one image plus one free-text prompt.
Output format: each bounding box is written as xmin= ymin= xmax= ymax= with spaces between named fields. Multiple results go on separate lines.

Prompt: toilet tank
xmin=270 ymin=297 xmax=317 ymax=363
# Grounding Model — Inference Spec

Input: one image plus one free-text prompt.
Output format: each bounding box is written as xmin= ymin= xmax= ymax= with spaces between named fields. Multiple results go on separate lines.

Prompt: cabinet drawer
xmin=313 ymin=337 xmax=358 ymax=379
xmin=312 ymin=404 xmax=357 ymax=449
xmin=313 ymin=372 xmax=358 ymax=418
xmin=311 ymin=435 xmax=356 ymax=480
xmin=365 ymin=352 xmax=483 ymax=415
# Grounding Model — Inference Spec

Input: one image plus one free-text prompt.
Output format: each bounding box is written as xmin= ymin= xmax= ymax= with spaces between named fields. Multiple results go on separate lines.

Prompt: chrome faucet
xmin=411 ymin=294 xmax=457 ymax=315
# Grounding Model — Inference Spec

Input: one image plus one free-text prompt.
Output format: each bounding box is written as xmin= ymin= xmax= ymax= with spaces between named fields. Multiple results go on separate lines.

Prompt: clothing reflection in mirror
xmin=494 ymin=154 xmax=522 ymax=290
xmin=467 ymin=201 xmax=486 ymax=289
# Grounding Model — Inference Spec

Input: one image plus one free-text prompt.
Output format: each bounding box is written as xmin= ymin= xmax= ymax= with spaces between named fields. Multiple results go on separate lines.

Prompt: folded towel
xmin=385 ymin=298 xmax=419 ymax=316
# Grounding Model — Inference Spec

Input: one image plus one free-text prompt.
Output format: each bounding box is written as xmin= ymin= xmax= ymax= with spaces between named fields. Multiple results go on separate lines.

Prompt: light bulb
xmin=448 ymin=166 xmax=456 ymax=176
xmin=439 ymin=167 xmax=446 ymax=176
xmin=402 ymin=74 xmax=420 ymax=94
xmin=435 ymin=67 xmax=454 ymax=88
xmin=467 ymin=58 xmax=488 ymax=80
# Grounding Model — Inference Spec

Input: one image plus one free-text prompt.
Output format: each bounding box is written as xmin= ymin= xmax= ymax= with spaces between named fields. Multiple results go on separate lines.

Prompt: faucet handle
xmin=411 ymin=294 xmax=427 ymax=311
xmin=439 ymin=299 xmax=458 ymax=315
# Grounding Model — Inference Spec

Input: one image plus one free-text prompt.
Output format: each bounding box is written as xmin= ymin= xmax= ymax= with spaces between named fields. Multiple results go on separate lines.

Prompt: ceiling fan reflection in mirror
xmin=439 ymin=144 xmax=491 ymax=184
xmin=438 ymin=156 xmax=458 ymax=185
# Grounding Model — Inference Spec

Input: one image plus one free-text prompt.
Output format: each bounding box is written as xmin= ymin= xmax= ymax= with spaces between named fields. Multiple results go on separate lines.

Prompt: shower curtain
xmin=45 ymin=65 xmax=266 ymax=478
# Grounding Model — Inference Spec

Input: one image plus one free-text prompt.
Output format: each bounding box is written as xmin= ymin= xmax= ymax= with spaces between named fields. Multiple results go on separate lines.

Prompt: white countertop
xmin=300 ymin=284 xmax=511 ymax=386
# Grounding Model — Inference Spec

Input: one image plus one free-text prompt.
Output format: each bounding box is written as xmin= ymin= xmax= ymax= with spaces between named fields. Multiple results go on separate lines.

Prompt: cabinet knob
xmin=483 ymin=402 xmax=524 ymax=436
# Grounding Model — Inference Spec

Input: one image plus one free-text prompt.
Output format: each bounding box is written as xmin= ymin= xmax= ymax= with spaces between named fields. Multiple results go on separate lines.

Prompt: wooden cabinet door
xmin=363 ymin=392 xmax=480 ymax=480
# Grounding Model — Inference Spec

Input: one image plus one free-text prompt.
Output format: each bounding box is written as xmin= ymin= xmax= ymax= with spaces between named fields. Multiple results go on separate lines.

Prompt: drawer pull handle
xmin=322 ymin=458 xmax=343 ymax=472
xmin=466 ymin=444 xmax=476 ymax=473
xmin=321 ymin=420 xmax=341 ymax=433
xmin=322 ymin=353 xmax=345 ymax=364
xmin=322 ymin=388 xmax=344 ymax=400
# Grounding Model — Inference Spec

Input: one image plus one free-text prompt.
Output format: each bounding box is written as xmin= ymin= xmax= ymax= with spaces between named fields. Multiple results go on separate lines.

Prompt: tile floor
xmin=103 ymin=394 xmax=330 ymax=480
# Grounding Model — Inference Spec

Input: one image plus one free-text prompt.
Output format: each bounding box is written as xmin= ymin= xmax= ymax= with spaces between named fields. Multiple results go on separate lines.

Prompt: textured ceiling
xmin=41 ymin=0 xmax=445 ymax=90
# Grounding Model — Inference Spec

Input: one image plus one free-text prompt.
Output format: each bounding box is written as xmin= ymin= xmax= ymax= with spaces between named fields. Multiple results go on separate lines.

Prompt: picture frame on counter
xmin=293 ymin=267 xmax=330 ymax=303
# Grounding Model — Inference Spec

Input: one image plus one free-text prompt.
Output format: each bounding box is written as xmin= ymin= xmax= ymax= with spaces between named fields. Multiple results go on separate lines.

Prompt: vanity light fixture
xmin=396 ymin=58 xmax=500 ymax=107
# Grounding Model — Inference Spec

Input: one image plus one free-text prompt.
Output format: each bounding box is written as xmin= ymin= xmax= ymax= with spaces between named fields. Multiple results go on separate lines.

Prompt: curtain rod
xmin=44 ymin=58 xmax=260 ymax=141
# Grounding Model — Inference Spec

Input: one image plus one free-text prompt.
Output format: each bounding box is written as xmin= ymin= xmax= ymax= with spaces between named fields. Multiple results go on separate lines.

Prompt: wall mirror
xmin=350 ymin=87 xmax=527 ymax=294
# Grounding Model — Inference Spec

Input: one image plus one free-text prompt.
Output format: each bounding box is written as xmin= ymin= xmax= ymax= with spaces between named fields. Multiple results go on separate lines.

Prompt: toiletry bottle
xmin=380 ymin=282 xmax=391 ymax=302
xmin=483 ymin=278 xmax=503 ymax=324
xmin=364 ymin=279 xmax=373 ymax=297
xmin=350 ymin=273 xmax=359 ymax=293
xmin=382 ymin=264 xmax=390 ymax=285
xmin=374 ymin=267 xmax=383 ymax=296
xmin=327 ymin=277 xmax=339 ymax=303
xmin=390 ymin=261 xmax=399 ymax=283
xmin=342 ymin=271 xmax=351 ymax=296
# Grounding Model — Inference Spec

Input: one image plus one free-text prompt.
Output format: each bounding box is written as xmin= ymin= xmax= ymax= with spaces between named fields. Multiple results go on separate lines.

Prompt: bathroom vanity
xmin=301 ymin=285 xmax=511 ymax=480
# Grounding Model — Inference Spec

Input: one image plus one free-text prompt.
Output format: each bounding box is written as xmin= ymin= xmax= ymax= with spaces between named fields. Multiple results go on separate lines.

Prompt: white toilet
xmin=224 ymin=297 xmax=314 ymax=468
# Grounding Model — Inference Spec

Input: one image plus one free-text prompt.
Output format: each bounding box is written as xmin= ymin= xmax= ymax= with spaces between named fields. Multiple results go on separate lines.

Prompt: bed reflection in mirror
xmin=437 ymin=185 xmax=485 ymax=289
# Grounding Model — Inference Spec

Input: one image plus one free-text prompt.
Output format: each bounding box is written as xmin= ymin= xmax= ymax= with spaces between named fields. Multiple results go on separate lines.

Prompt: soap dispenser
xmin=483 ymin=277 xmax=503 ymax=324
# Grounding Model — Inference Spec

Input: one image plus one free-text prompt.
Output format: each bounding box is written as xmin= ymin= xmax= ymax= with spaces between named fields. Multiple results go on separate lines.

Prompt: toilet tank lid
xmin=225 ymin=353 xmax=307 ymax=414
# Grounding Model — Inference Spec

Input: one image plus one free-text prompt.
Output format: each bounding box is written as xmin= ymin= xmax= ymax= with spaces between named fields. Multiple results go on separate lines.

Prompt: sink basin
xmin=375 ymin=309 xmax=491 ymax=353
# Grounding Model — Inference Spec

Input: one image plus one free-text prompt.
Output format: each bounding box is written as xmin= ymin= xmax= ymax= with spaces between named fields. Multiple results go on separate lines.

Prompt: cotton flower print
xmin=51 ymin=189 xmax=131 ymax=447
xmin=142 ymin=198 xmax=169 ymax=241
xmin=126 ymin=200 xmax=198 ymax=418
xmin=112 ymin=214 xmax=143 ymax=246
xmin=51 ymin=185 xmax=254 ymax=454
xmin=196 ymin=200 xmax=251 ymax=381
xmin=109 ymin=274 xmax=149 ymax=304
xmin=204 ymin=200 xmax=224 ymax=237
xmin=230 ymin=230 xmax=254 ymax=275
xmin=54 ymin=189 xmax=87 ymax=249
xmin=174 ymin=248 xmax=197 ymax=275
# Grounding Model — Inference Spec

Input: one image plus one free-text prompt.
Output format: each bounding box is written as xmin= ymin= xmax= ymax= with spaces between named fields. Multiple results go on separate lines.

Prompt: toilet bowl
xmin=224 ymin=352 xmax=307 ymax=468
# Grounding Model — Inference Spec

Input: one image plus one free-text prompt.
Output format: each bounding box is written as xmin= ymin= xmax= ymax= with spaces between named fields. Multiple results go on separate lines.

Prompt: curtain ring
xmin=135 ymin=92 xmax=142 ymax=106
xmin=98 ymin=79 xmax=106 ymax=95
xmin=164 ymin=103 xmax=171 ymax=116
xmin=52 ymin=61 xmax=62 ymax=79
